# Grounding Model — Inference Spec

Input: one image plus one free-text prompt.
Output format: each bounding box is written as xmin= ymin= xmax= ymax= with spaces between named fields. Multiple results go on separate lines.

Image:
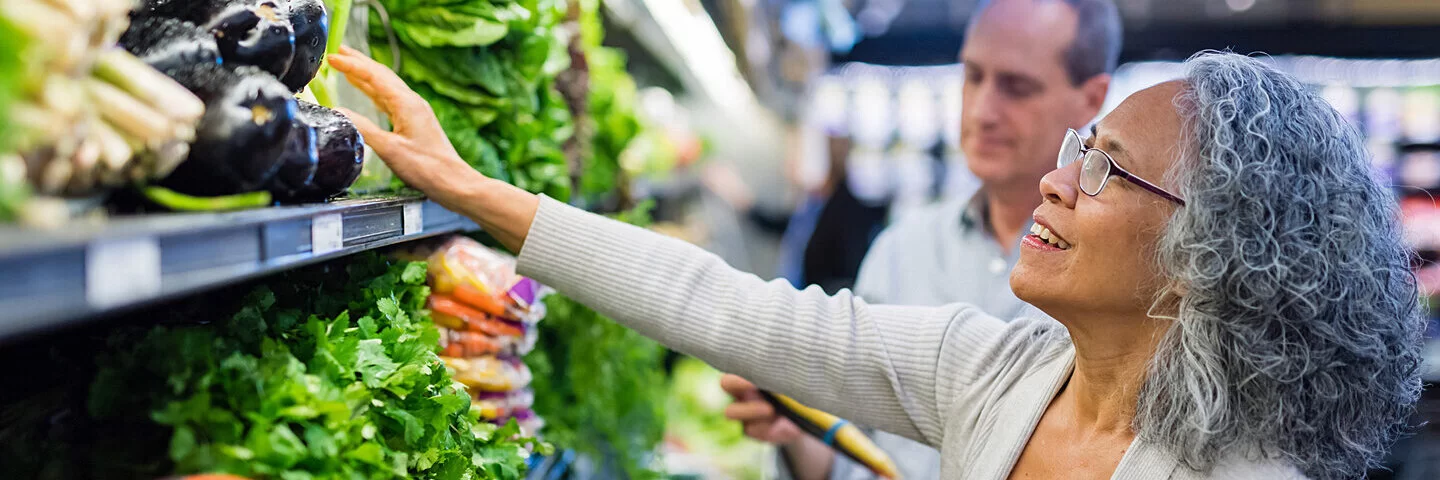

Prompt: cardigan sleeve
xmin=516 ymin=196 xmax=1035 ymax=447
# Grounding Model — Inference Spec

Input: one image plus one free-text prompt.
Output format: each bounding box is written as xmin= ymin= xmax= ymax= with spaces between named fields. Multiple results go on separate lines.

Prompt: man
xmin=721 ymin=1 xmax=1121 ymax=478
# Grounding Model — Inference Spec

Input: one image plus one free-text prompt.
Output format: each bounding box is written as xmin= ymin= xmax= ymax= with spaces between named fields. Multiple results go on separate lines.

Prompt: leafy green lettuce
xmin=369 ymin=0 xmax=572 ymax=200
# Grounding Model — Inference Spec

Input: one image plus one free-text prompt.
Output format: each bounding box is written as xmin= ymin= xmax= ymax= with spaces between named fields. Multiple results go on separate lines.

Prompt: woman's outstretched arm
xmin=328 ymin=47 xmax=1023 ymax=447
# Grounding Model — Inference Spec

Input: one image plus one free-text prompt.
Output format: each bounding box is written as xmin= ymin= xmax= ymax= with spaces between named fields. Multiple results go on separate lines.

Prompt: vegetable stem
xmin=142 ymin=186 xmax=272 ymax=211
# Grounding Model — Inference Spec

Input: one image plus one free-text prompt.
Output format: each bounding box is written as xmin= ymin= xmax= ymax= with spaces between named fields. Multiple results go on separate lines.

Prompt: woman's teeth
xmin=1030 ymin=223 xmax=1071 ymax=250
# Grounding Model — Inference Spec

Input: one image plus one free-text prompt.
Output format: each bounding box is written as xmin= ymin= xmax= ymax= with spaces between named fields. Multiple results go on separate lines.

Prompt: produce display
xmin=409 ymin=236 xmax=548 ymax=438
xmin=0 ymin=0 xmax=688 ymax=476
xmin=124 ymin=0 xmax=365 ymax=205
xmin=572 ymin=0 xmax=640 ymax=203
xmin=0 ymin=0 xmax=204 ymax=224
xmin=0 ymin=253 xmax=542 ymax=479
xmin=0 ymin=0 xmax=378 ymax=224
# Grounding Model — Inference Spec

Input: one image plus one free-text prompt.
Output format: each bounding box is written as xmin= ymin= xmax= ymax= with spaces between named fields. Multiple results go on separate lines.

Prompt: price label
xmin=403 ymin=201 xmax=423 ymax=235
xmin=312 ymin=213 xmax=343 ymax=255
xmin=86 ymin=237 xmax=161 ymax=308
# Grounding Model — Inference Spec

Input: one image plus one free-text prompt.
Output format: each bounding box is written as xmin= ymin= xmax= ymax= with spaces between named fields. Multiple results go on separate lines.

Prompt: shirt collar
xmin=958 ymin=189 xmax=990 ymax=233
xmin=959 ymin=189 xmax=1037 ymax=248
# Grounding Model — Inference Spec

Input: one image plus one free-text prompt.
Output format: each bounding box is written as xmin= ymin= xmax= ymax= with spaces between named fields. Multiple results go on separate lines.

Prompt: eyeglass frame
xmin=1059 ymin=128 xmax=1186 ymax=206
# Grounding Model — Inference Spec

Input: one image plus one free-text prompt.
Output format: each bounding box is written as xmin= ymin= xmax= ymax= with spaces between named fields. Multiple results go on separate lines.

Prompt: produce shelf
xmin=0 ymin=195 xmax=477 ymax=341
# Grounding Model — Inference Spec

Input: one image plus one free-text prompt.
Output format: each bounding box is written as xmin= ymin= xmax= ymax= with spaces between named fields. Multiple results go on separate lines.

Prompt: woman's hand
xmin=720 ymin=374 xmax=837 ymax=479
xmin=327 ymin=46 xmax=538 ymax=252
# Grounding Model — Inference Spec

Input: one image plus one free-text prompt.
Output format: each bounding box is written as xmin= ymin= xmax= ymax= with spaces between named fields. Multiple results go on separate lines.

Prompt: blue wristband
xmin=821 ymin=419 xmax=849 ymax=446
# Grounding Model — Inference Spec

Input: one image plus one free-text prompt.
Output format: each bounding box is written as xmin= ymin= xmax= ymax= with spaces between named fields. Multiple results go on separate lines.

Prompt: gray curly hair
xmin=1135 ymin=52 xmax=1425 ymax=479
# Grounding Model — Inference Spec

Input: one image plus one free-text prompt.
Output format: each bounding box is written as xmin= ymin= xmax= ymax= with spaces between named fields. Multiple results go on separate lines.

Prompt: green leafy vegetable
xmin=369 ymin=0 xmax=573 ymax=200
xmin=0 ymin=15 xmax=29 ymax=221
xmin=85 ymin=253 xmax=539 ymax=479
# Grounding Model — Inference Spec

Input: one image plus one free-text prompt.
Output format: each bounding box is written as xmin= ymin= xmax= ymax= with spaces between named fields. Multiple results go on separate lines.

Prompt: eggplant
xmin=279 ymin=0 xmax=327 ymax=92
xmin=287 ymin=101 xmax=363 ymax=201
xmin=136 ymin=0 xmax=296 ymax=79
xmin=266 ymin=119 xmax=319 ymax=201
xmin=209 ymin=1 xmax=296 ymax=79
xmin=119 ymin=16 xmax=222 ymax=75
xmin=159 ymin=64 xmax=296 ymax=196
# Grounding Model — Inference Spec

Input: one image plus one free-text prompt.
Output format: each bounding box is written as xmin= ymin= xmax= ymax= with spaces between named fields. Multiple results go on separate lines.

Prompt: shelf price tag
xmin=312 ymin=213 xmax=343 ymax=255
xmin=86 ymin=237 xmax=161 ymax=308
xmin=403 ymin=201 xmax=423 ymax=235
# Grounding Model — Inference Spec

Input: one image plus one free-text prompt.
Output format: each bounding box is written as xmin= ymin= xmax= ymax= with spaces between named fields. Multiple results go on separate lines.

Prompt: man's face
xmin=960 ymin=0 xmax=1103 ymax=194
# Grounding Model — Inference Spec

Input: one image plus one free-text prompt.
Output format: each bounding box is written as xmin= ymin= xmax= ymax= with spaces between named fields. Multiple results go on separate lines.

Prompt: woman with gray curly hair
xmin=328 ymin=46 xmax=1422 ymax=480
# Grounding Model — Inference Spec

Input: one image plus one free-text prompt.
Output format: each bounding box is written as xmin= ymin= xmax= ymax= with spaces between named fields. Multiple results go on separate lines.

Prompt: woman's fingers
xmin=719 ymin=374 xmax=757 ymax=398
xmin=335 ymin=108 xmax=403 ymax=153
xmin=724 ymin=400 xmax=775 ymax=422
xmin=328 ymin=49 xmax=432 ymax=134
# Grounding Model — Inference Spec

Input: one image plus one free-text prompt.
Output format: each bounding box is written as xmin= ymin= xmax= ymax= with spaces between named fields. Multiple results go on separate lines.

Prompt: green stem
xmin=305 ymin=0 xmax=354 ymax=108
xmin=325 ymin=0 xmax=353 ymax=58
xmin=310 ymin=70 xmax=335 ymax=108
xmin=142 ymin=186 xmax=272 ymax=211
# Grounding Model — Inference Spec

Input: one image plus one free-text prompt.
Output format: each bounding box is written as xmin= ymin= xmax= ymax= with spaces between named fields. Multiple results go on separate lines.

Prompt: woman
xmin=327 ymin=48 xmax=1422 ymax=479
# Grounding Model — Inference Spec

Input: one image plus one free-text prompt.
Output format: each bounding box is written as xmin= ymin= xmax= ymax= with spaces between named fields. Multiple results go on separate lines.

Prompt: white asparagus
xmin=147 ymin=139 xmax=191 ymax=179
xmin=9 ymin=101 xmax=71 ymax=150
xmin=92 ymin=49 xmax=206 ymax=124
xmin=38 ymin=149 xmax=73 ymax=195
xmin=35 ymin=0 xmax=96 ymax=25
xmin=0 ymin=154 xmax=27 ymax=189
xmin=2 ymin=0 xmax=81 ymax=54
xmin=85 ymin=78 xmax=176 ymax=145
xmin=68 ymin=133 xmax=102 ymax=193
xmin=40 ymin=75 xmax=85 ymax=119
xmin=91 ymin=118 xmax=135 ymax=175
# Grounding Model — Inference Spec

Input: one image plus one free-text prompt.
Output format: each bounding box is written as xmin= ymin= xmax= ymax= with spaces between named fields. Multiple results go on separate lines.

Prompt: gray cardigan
xmin=516 ymin=197 xmax=1306 ymax=479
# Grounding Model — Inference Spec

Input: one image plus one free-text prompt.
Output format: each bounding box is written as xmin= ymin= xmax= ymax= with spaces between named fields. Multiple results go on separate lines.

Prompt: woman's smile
xmin=1023 ymin=219 xmax=1071 ymax=251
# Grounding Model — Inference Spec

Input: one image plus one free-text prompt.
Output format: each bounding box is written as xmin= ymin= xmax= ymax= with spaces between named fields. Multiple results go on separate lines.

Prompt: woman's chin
xmin=1008 ymin=264 xmax=1055 ymax=308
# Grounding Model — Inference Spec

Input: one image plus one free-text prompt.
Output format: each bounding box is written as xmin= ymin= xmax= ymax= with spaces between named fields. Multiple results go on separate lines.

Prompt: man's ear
xmin=1077 ymin=73 xmax=1111 ymax=125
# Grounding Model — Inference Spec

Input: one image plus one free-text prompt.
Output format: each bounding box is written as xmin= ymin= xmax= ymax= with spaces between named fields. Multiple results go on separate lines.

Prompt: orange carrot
xmin=466 ymin=316 xmax=524 ymax=338
xmin=452 ymin=282 xmax=507 ymax=317
xmin=442 ymin=342 xmax=465 ymax=357
xmin=430 ymin=295 xmax=486 ymax=324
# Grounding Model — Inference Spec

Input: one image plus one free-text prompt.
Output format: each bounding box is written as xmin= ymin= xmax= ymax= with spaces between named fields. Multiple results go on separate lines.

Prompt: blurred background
xmin=614 ymin=0 xmax=1440 ymax=477
xmin=4 ymin=0 xmax=1440 ymax=479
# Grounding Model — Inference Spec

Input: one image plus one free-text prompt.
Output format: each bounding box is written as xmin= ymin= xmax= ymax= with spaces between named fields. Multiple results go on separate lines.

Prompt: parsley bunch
xmin=87 ymin=253 xmax=540 ymax=479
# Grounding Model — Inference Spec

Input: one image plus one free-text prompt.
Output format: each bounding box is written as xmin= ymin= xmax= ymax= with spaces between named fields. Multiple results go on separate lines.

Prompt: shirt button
xmin=989 ymin=258 xmax=1006 ymax=274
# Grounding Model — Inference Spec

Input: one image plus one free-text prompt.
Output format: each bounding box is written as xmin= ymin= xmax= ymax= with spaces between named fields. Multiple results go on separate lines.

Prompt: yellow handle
xmin=770 ymin=393 xmax=903 ymax=480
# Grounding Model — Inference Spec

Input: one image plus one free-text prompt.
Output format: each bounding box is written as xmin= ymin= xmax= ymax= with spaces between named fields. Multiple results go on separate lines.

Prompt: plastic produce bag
xmin=473 ymin=389 xmax=535 ymax=420
xmin=425 ymin=236 xmax=549 ymax=324
xmin=438 ymin=327 xmax=538 ymax=358
xmin=442 ymin=355 xmax=532 ymax=392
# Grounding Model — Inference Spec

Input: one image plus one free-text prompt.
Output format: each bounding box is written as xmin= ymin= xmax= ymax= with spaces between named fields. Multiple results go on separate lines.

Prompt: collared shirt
xmin=852 ymin=185 xmax=1036 ymax=318
xmin=821 ymin=186 xmax=1047 ymax=480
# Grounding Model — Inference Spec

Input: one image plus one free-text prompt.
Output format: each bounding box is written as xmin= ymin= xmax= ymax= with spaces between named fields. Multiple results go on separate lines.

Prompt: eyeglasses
xmin=1057 ymin=128 xmax=1186 ymax=206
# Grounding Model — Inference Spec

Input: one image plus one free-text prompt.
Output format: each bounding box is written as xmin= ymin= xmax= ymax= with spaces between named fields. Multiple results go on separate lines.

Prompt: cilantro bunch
xmin=87 ymin=254 xmax=540 ymax=479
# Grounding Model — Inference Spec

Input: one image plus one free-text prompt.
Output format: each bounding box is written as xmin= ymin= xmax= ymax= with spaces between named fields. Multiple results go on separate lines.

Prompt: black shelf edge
xmin=0 ymin=195 xmax=478 ymax=342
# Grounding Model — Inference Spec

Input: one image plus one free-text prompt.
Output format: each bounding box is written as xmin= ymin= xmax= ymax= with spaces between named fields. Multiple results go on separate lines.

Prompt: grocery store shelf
xmin=0 ymin=195 xmax=478 ymax=341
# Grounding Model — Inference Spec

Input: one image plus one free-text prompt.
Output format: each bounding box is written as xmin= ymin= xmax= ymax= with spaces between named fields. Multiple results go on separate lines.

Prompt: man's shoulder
xmin=877 ymin=194 xmax=974 ymax=245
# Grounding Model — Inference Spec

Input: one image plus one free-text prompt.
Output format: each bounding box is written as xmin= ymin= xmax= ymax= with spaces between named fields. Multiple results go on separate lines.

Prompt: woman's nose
xmin=1039 ymin=161 xmax=1080 ymax=208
